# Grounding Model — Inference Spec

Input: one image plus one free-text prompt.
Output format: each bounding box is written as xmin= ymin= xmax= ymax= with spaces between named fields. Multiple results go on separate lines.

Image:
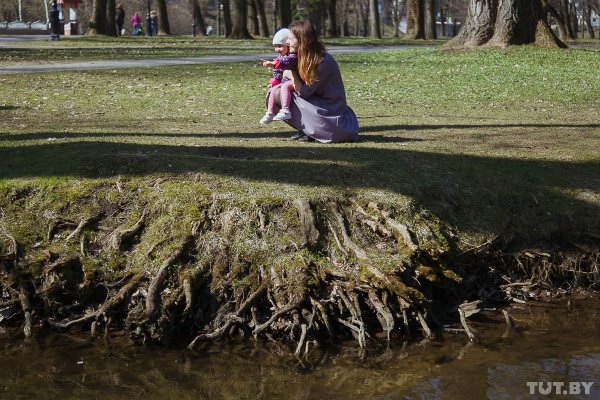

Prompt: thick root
xmin=19 ymin=284 xmax=32 ymax=339
xmin=66 ymin=213 xmax=103 ymax=242
xmin=137 ymin=235 xmax=193 ymax=326
xmin=188 ymin=284 xmax=267 ymax=349
xmin=293 ymin=199 xmax=320 ymax=248
xmin=48 ymin=273 xmax=143 ymax=330
xmin=110 ymin=207 xmax=149 ymax=251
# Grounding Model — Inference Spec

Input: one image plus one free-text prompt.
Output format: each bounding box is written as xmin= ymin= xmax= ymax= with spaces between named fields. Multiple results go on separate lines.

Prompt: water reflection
xmin=0 ymin=299 xmax=599 ymax=400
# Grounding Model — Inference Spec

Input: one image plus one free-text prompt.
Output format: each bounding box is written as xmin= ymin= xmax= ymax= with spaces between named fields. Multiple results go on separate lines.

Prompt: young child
xmin=131 ymin=12 xmax=141 ymax=36
xmin=260 ymin=29 xmax=298 ymax=125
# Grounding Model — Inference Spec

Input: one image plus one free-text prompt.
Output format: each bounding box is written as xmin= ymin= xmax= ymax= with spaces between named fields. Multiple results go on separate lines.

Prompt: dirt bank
xmin=1 ymin=180 xmax=598 ymax=352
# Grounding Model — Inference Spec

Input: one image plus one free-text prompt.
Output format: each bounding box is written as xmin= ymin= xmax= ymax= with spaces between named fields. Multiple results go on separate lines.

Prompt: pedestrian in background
xmin=131 ymin=12 xmax=141 ymax=36
xmin=115 ymin=4 xmax=125 ymax=36
xmin=150 ymin=10 xmax=158 ymax=36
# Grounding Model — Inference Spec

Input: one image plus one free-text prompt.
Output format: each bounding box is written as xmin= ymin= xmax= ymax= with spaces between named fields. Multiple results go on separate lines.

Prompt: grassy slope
xmin=0 ymin=45 xmax=599 ymax=252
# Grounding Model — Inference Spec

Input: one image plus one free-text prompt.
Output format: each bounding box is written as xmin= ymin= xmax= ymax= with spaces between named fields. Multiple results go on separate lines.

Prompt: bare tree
xmin=390 ymin=0 xmax=405 ymax=38
xmin=542 ymin=0 xmax=569 ymax=39
xmin=406 ymin=0 xmax=437 ymax=39
xmin=255 ymin=0 xmax=269 ymax=36
xmin=190 ymin=0 xmax=207 ymax=36
xmin=155 ymin=0 xmax=171 ymax=34
xmin=229 ymin=0 xmax=252 ymax=37
xmin=446 ymin=0 xmax=566 ymax=48
xmin=248 ymin=0 xmax=260 ymax=35
xmin=360 ymin=0 xmax=369 ymax=36
xmin=406 ymin=0 xmax=423 ymax=38
xmin=559 ymin=0 xmax=576 ymax=38
xmin=279 ymin=0 xmax=292 ymax=27
xmin=328 ymin=0 xmax=339 ymax=37
xmin=223 ymin=0 xmax=232 ymax=36
xmin=369 ymin=0 xmax=382 ymax=37
xmin=423 ymin=0 xmax=436 ymax=39
xmin=88 ymin=0 xmax=107 ymax=34
xmin=582 ymin=1 xmax=596 ymax=38
xmin=106 ymin=0 xmax=117 ymax=36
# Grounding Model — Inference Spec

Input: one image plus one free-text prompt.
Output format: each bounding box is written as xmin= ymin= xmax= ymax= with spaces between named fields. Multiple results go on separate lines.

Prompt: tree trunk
xmin=446 ymin=0 xmax=566 ymax=48
xmin=248 ymin=0 xmax=260 ymax=35
xmin=328 ymin=0 xmax=339 ymax=37
xmin=423 ymin=0 xmax=436 ymax=39
xmin=44 ymin=0 xmax=49 ymax=25
xmin=584 ymin=4 xmax=595 ymax=38
xmin=340 ymin=0 xmax=350 ymax=36
xmin=255 ymin=0 xmax=270 ymax=36
xmin=449 ymin=0 xmax=495 ymax=46
xmin=559 ymin=0 xmax=575 ymax=39
xmin=106 ymin=0 xmax=117 ymax=36
xmin=229 ymin=0 xmax=252 ymax=38
xmin=361 ymin=0 xmax=369 ymax=36
xmin=369 ymin=0 xmax=382 ymax=38
xmin=392 ymin=0 xmax=401 ymax=38
xmin=155 ymin=0 xmax=171 ymax=35
xmin=279 ymin=0 xmax=292 ymax=27
xmin=541 ymin=0 xmax=568 ymax=40
xmin=88 ymin=0 xmax=107 ymax=35
xmin=223 ymin=0 xmax=233 ymax=36
xmin=440 ymin=5 xmax=446 ymax=37
xmin=406 ymin=0 xmax=424 ymax=39
xmin=190 ymin=0 xmax=207 ymax=36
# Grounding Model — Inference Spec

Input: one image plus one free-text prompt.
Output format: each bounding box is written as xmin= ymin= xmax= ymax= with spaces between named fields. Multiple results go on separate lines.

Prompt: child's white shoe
xmin=260 ymin=112 xmax=275 ymax=125
xmin=273 ymin=110 xmax=292 ymax=121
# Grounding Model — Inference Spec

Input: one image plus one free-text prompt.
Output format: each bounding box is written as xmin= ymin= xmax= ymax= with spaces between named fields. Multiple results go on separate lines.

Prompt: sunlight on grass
xmin=0 ymin=45 xmax=599 ymax=244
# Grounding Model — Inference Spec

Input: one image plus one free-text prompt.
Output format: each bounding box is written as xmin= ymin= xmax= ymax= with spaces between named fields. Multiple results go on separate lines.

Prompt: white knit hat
xmin=272 ymin=28 xmax=290 ymax=45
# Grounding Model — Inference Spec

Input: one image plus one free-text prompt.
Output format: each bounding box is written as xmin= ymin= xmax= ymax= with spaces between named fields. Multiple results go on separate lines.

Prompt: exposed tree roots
xmin=0 ymin=195 xmax=598 ymax=353
xmin=111 ymin=207 xmax=149 ymax=251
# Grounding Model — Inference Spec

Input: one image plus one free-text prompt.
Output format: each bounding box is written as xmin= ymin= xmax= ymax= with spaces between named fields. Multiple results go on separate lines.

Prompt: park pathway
xmin=0 ymin=35 xmax=428 ymax=74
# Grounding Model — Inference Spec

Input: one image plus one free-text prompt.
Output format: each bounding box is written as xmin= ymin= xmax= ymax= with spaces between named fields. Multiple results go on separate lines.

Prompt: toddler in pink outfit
xmin=260 ymin=28 xmax=298 ymax=125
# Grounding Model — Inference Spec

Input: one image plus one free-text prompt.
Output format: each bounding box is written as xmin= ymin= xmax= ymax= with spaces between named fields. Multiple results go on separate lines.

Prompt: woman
xmin=270 ymin=20 xmax=359 ymax=143
xmin=115 ymin=4 xmax=125 ymax=36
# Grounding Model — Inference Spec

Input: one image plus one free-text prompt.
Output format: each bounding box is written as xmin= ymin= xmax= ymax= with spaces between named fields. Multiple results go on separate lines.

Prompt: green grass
xmin=1 ymin=45 xmax=599 ymax=248
xmin=0 ymin=46 xmax=268 ymax=65
xmin=3 ymin=34 xmax=444 ymax=48
xmin=0 ymin=35 xmax=442 ymax=65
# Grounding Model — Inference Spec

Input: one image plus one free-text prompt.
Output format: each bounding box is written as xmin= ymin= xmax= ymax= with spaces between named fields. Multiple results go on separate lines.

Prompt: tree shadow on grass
xmin=0 ymin=130 xmax=425 ymax=144
xmin=1 ymin=139 xmax=599 ymax=242
xmin=360 ymin=123 xmax=600 ymax=133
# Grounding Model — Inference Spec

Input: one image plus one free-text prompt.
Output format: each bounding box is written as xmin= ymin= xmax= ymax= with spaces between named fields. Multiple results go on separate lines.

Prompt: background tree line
xmin=1 ymin=0 xmax=599 ymax=43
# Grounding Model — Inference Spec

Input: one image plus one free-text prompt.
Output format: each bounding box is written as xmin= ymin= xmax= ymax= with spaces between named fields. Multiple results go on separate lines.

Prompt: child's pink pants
xmin=267 ymin=81 xmax=295 ymax=114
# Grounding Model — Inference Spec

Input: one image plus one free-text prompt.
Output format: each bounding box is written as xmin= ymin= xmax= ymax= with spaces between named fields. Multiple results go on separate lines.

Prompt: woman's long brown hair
xmin=289 ymin=20 xmax=325 ymax=86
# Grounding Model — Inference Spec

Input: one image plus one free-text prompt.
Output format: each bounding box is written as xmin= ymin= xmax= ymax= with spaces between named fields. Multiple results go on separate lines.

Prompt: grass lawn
xmin=0 ymin=36 xmax=443 ymax=65
xmin=0 ymin=44 xmax=599 ymax=251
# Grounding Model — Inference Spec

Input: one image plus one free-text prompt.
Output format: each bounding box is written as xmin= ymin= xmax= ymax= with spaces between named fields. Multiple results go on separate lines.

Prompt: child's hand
xmin=267 ymin=83 xmax=273 ymax=88
xmin=262 ymin=60 xmax=274 ymax=68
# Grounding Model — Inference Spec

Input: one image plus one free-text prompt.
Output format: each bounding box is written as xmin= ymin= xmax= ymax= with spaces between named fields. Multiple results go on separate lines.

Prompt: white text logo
xmin=526 ymin=382 xmax=594 ymax=395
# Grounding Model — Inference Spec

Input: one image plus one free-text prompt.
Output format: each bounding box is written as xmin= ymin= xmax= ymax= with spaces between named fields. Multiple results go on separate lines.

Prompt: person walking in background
xmin=150 ymin=10 xmax=158 ymax=36
xmin=115 ymin=4 xmax=125 ymax=36
xmin=131 ymin=12 xmax=141 ymax=36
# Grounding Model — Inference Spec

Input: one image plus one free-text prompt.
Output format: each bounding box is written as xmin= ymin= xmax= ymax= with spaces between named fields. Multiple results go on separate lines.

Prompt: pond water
xmin=1 ymin=298 xmax=599 ymax=399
